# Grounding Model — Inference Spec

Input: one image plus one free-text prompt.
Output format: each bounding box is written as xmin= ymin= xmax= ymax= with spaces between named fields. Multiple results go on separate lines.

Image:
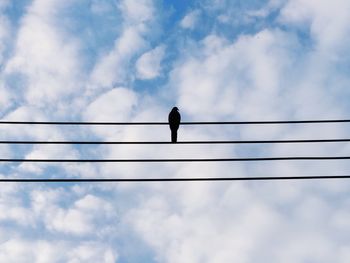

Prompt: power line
xmin=1 ymin=138 xmax=350 ymax=144
xmin=1 ymin=175 xmax=350 ymax=182
xmin=1 ymin=156 xmax=350 ymax=162
xmin=1 ymin=119 xmax=350 ymax=125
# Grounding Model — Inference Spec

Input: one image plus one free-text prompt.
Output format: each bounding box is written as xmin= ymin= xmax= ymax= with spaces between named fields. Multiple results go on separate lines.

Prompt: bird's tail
xmin=171 ymin=130 xmax=177 ymax=143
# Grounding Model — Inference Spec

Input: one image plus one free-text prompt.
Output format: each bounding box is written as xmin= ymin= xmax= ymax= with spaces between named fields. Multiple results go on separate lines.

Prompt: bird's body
xmin=168 ymin=107 xmax=181 ymax=143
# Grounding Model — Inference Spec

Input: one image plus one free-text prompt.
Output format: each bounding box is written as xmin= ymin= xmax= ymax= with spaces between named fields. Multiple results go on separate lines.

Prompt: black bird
xmin=168 ymin=107 xmax=181 ymax=143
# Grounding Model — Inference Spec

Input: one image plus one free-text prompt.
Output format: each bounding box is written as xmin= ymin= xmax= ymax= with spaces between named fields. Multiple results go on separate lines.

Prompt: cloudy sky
xmin=1 ymin=0 xmax=350 ymax=262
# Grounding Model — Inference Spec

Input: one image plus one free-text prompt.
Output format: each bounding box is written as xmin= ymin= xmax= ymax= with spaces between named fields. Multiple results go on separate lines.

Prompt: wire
xmin=1 ymin=139 xmax=350 ymax=144
xmin=1 ymin=119 xmax=350 ymax=125
xmin=1 ymin=175 xmax=350 ymax=182
xmin=1 ymin=156 xmax=350 ymax=162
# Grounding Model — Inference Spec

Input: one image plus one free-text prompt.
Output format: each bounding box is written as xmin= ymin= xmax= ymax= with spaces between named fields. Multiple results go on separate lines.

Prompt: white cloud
xmin=1 ymin=1 xmax=350 ymax=262
xmin=51 ymin=208 xmax=94 ymax=235
xmin=119 ymin=0 xmax=154 ymax=23
xmin=0 ymin=14 xmax=10 ymax=64
xmin=279 ymin=0 xmax=350 ymax=51
xmin=127 ymin=183 xmax=281 ymax=262
xmin=0 ymin=0 xmax=9 ymax=10
xmin=0 ymin=239 xmax=117 ymax=263
xmin=90 ymin=0 xmax=156 ymax=88
xmin=1 ymin=106 xmax=66 ymax=140
xmin=120 ymin=2 xmax=350 ymax=261
xmin=136 ymin=45 xmax=165 ymax=79
xmin=0 ymin=184 xmax=36 ymax=226
xmin=0 ymin=204 xmax=35 ymax=226
xmin=127 ymin=180 xmax=350 ymax=262
xmin=0 ymin=83 xmax=11 ymax=112
xmin=84 ymin=87 xmax=137 ymax=122
xmin=30 ymin=190 xmax=117 ymax=236
xmin=180 ymin=9 xmax=201 ymax=30
xmin=4 ymin=0 xmax=83 ymax=108
xmin=202 ymin=0 xmax=284 ymax=27
xmin=75 ymin=194 xmax=114 ymax=215
xmin=169 ymin=30 xmax=295 ymax=120
xmin=91 ymin=27 xmax=148 ymax=88
xmin=67 ymin=243 xmax=117 ymax=263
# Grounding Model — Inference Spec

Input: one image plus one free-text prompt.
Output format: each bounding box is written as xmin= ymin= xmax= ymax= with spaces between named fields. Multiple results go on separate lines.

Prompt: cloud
xmin=0 ymin=183 xmax=36 ymax=226
xmin=68 ymin=243 xmax=117 ymax=263
xmin=168 ymin=30 xmax=296 ymax=120
xmin=1 ymin=0 xmax=350 ymax=262
xmin=0 ymin=0 xmax=9 ymax=10
xmin=90 ymin=0 xmax=157 ymax=89
xmin=0 ymin=185 xmax=119 ymax=262
xmin=119 ymin=0 xmax=155 ymax=23
xmin=127 ymin=182 xmax=281 ymax=262
xmin=0 ymin=239 xmax=117 ymax=263
xmin=4 ymin=0 xmax=83 ymax=108
xmin=0 ymin=83 xmax=11 ymax=113
xmin=180 ymin=9 xmax=201 ymax=30
xmin=136 ymin=45 xmax=165 ymax=80
xmin=201 ymin=0 xmax=275 ymax=26
xmin=90 ymin=27 xmax=148 ymax=88
xmin=0 ymin=205 xmax=34 ymax=226
xmin=279 ymin=0 xmax=350 ymax=51
xmin=31 ymin=190 xmax=116 ymax=236
xmin=120 ymin=1 xmax=350 ymax=261
xmin=0 ymin=14 xmax=10 ymax=64
xmin=83 ymin=87 xmax=137 ymax=137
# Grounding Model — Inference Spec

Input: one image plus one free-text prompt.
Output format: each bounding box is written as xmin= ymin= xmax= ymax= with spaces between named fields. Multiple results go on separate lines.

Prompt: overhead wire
xmin=1 ymin=175 xmax=350 ymax=182
xmin=1 ymin=118 xmax=350 ymax=183
xmin=0 ymin=119 xmax=350 ymax=125
xmin=1 ymin=156 xmax=350 ymax=162
xmin=0 ymin=138 xmax=350 ymax=144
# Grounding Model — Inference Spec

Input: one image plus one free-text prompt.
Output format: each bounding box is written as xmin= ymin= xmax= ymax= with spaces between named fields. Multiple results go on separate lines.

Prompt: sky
xmin=1 ymin=0 xmax=350 ymax=262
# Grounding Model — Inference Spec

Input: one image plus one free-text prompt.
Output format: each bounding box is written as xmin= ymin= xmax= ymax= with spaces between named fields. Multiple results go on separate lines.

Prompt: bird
xmin=168 ymin=107 xmax=181 ymax=143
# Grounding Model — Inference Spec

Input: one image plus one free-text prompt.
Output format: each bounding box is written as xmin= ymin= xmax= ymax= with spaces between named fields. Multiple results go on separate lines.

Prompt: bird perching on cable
xmin=168 ymin=107 xmax=181 ymax=143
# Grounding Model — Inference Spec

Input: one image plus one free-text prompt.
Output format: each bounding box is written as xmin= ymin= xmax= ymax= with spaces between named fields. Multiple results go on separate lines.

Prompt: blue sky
xmin=1 ymin=0 xmax=350 ymax=262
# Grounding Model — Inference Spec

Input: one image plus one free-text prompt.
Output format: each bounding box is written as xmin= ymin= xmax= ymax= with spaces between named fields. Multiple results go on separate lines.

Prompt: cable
xmin=1 ymin=175 xmax=350 ymax=182
xmin=1 ymin=156 xmax=350 ymax=162
xmin=1 ymin=139 xmax=350 ymax=144
xmin=1 ymin=119 xmax=350 ymax=125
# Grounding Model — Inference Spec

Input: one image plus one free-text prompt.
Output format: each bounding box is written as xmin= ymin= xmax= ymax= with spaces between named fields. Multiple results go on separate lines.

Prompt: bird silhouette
xmin=168 ymin=107 xmax=181 ymax=143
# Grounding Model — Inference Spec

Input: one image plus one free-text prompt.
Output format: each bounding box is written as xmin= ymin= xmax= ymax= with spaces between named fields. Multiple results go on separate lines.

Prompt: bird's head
xmin=172 ymin=107 xmax=179 ymax=111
